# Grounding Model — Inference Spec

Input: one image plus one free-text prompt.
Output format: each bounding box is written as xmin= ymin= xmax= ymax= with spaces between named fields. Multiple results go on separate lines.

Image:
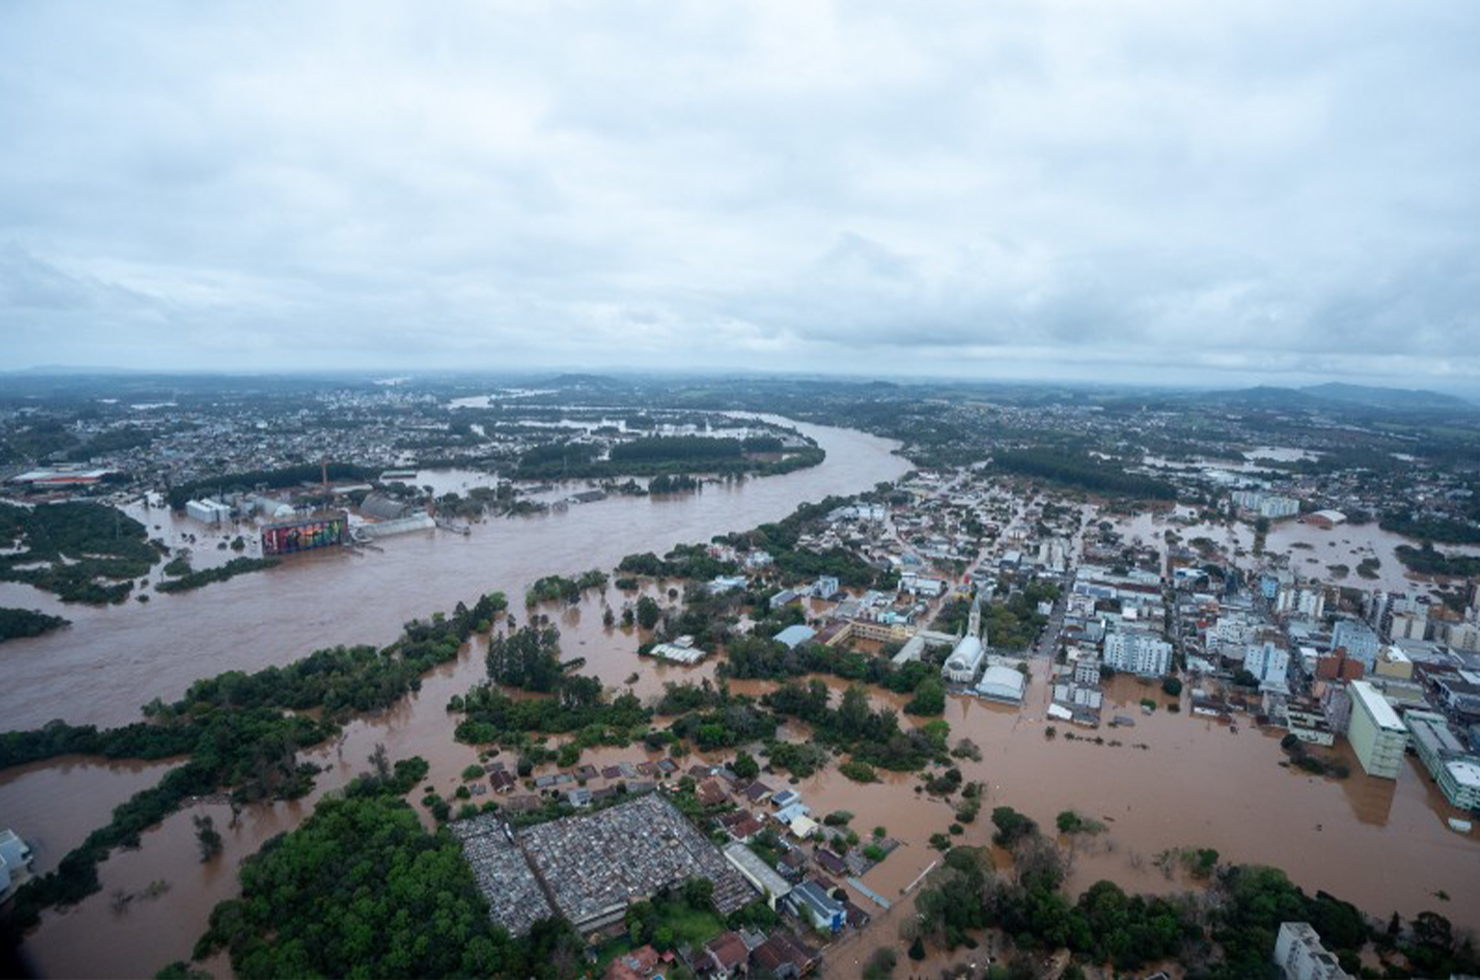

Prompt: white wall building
xmin=1276 ymin=583 xmax=1326 ymax=620
xmin=1274 ymin=922 xmax=1352 ymax=980
xmin=1347 ymin=680 xmax=1408 ymax=779
xmin=1103 ymin=630 xmax=1172 ymax=676
xmin=1245 ymin=642 xmax=1291 ymax=688
xmin=943 ymin=635 xmax=987 ymax=683
xmin=1233 ymin=490 xmax=1301 ymax=519
xmin=976 ymin=664 xmax=1026 ymax=703
xmin=185 ymin=498 xmax=232 ymax=524
xmin=1405 ymin=710 xmax=1480 ymax=812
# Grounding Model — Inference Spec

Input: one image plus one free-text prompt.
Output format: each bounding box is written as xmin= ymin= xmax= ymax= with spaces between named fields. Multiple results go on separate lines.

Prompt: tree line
xmin=0 ymin=590 xmax=509 ymax=955
xmin=993 ymin=448 xmax=1178 ymax=500
xmin=0 ymin=607 xmax=69 ymax=642
xmin=165 ymin=462 xmax=376 ymax=510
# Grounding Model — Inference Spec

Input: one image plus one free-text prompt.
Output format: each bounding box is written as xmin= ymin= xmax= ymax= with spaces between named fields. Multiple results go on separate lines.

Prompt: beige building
xmin=1388 ymin=611 xmax=1426 ymax=642
xmin=1372 ymin=646 xmax=1413 ymax=681
xmin=1444 ymin=620 xmax=1480 ymax=653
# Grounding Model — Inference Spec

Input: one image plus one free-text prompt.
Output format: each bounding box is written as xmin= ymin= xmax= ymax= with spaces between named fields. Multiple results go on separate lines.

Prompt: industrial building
xmin=352 ymin=513 xmax=435 ymax=540
xmin=723 ymin=842 xmax=793 ymax=908
xmin=648 ymin=635 xmax=709 ymax=665
xmin=1405 ymin=711 xmax=1480 ymax=812
xmin=359 ymin=492 xmax=417 ymax=521
xmin=261 ymin=511 xmax=348 ymax=555
xmin=184 ymin=498 xmax=232 ymax=524
xmin=1347 ymin=680 xmax=1408 ymax=779
xmin=976 ymin=663 xmax=1027 ymax=703
xmin=1274 ymin=922 xmax=1352 ymax=979
xmin=773 ymin=624 xmax=817 ymax=650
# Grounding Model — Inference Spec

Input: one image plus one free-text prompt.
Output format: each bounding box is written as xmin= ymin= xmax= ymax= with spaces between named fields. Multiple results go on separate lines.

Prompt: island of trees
xmin=0 ymin=607 xmax=70 ymax=643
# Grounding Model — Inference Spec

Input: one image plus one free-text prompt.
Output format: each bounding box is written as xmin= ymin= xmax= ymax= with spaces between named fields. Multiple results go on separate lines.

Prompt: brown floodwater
xmin=6 ymin=419 xmax=908 ymax=977
xmin=8 ymin=423 xmax=1480 ymax=977
xmin=799 ymin=664 xmax=1480 ymax=973
xmin=0 ymin=756 xmax=182 ymax=876
xmin=0 ymin=417 xmax=907 ymax=733
xmin=1108 ymin=506 xmax=1480 ymax=598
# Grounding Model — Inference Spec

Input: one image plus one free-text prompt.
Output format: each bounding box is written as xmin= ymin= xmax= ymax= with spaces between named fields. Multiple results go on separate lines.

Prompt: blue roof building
xmin=789 ymin=880 xmax=845 ymax=933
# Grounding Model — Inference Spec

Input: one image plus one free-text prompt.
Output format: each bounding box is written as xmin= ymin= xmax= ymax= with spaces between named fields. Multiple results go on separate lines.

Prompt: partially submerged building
xmin=1347 ymin=680 xmax=1408 ymax=779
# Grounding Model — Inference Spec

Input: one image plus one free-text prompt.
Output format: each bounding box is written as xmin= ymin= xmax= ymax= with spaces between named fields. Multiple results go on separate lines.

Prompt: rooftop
xmin=774 ymin=624 xmax=817 ymax=649
xmin=1350 ymin=680 xmax=1406 ymax=732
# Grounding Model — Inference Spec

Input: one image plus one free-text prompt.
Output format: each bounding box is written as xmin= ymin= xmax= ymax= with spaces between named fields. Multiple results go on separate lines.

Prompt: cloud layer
xmin=2 ymin=1 xmax=1478 ymax=388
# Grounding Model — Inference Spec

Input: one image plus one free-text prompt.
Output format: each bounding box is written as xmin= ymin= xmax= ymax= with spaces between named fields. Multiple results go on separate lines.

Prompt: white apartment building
xmin=1246 ymin=642 xmax=1291 ymax=689
xmin=1347 ymin=680 xmax=1408 ymax=779
xmin=1274 ymin=922 xmax=1351 ymax=980
xmin=1103 ymin=630 xmax=1172 ymax=676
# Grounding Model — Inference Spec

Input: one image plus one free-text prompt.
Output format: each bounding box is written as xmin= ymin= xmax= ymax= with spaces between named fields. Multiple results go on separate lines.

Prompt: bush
xmin=991 ymin=806 xmax=1038 ymax=847
xmin=864 ymin=947 xmax=897 ymax=979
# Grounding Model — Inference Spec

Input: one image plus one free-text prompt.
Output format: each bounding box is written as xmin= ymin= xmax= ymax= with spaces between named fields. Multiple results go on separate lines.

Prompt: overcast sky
xmin=2 ymin=2 xmax=1478 ymax=390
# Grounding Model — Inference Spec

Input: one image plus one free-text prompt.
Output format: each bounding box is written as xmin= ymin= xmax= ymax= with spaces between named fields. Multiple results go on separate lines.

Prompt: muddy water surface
xmin=8 ymin=420 xmax=907 ymax=977
xmin=8 ymin=425 xmax=1480 ymax=976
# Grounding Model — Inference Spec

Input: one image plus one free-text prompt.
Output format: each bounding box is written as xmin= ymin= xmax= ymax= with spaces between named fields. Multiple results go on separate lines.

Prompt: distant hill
xmin=1298 ymin=382 xmax=1474 ymax=411
xmin=1196 ymin=383 xmax=1474 ymax=413
xmin=1198 ymin=386 xmax=1325 ymax=409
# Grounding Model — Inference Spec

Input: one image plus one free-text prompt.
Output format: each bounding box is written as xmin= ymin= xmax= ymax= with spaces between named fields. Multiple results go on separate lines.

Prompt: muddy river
xmin=3 ymin=423 xmax=1478 ymax=977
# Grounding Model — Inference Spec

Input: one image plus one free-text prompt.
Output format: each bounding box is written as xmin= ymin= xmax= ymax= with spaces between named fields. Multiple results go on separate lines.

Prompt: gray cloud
xmin=1 ymin=0 xmax=1477 ymax=389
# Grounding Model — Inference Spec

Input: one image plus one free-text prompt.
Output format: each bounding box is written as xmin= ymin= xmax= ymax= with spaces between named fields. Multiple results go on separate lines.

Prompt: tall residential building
xmin=1103 ymin=630 xmax=1172 ymax=677
xmin=1232 ymin=490 xmax=1301 ymax=520
xmin=1388 ymin=611 xmax=1426 ymax=642
xmin=1274 ymin=922 xmax=1352 ymax=980
xmin=1212 ymin=612 xmax=1259 ymax=653
xmin=1245 ymin=642 xmax=1291 ymax=688
xmin=1276 ymin=582 xmax=1326 ymax=620
xmin=1347 ymin=680 xmax=1408 ymax=779
xmin=1444 ymin=620 xmax=1480 ymax=653
xmin=1320 ymin=684 xmax=1352 ymax=735
xmin=1331 ymin=619 xmax=1380 ymax=671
